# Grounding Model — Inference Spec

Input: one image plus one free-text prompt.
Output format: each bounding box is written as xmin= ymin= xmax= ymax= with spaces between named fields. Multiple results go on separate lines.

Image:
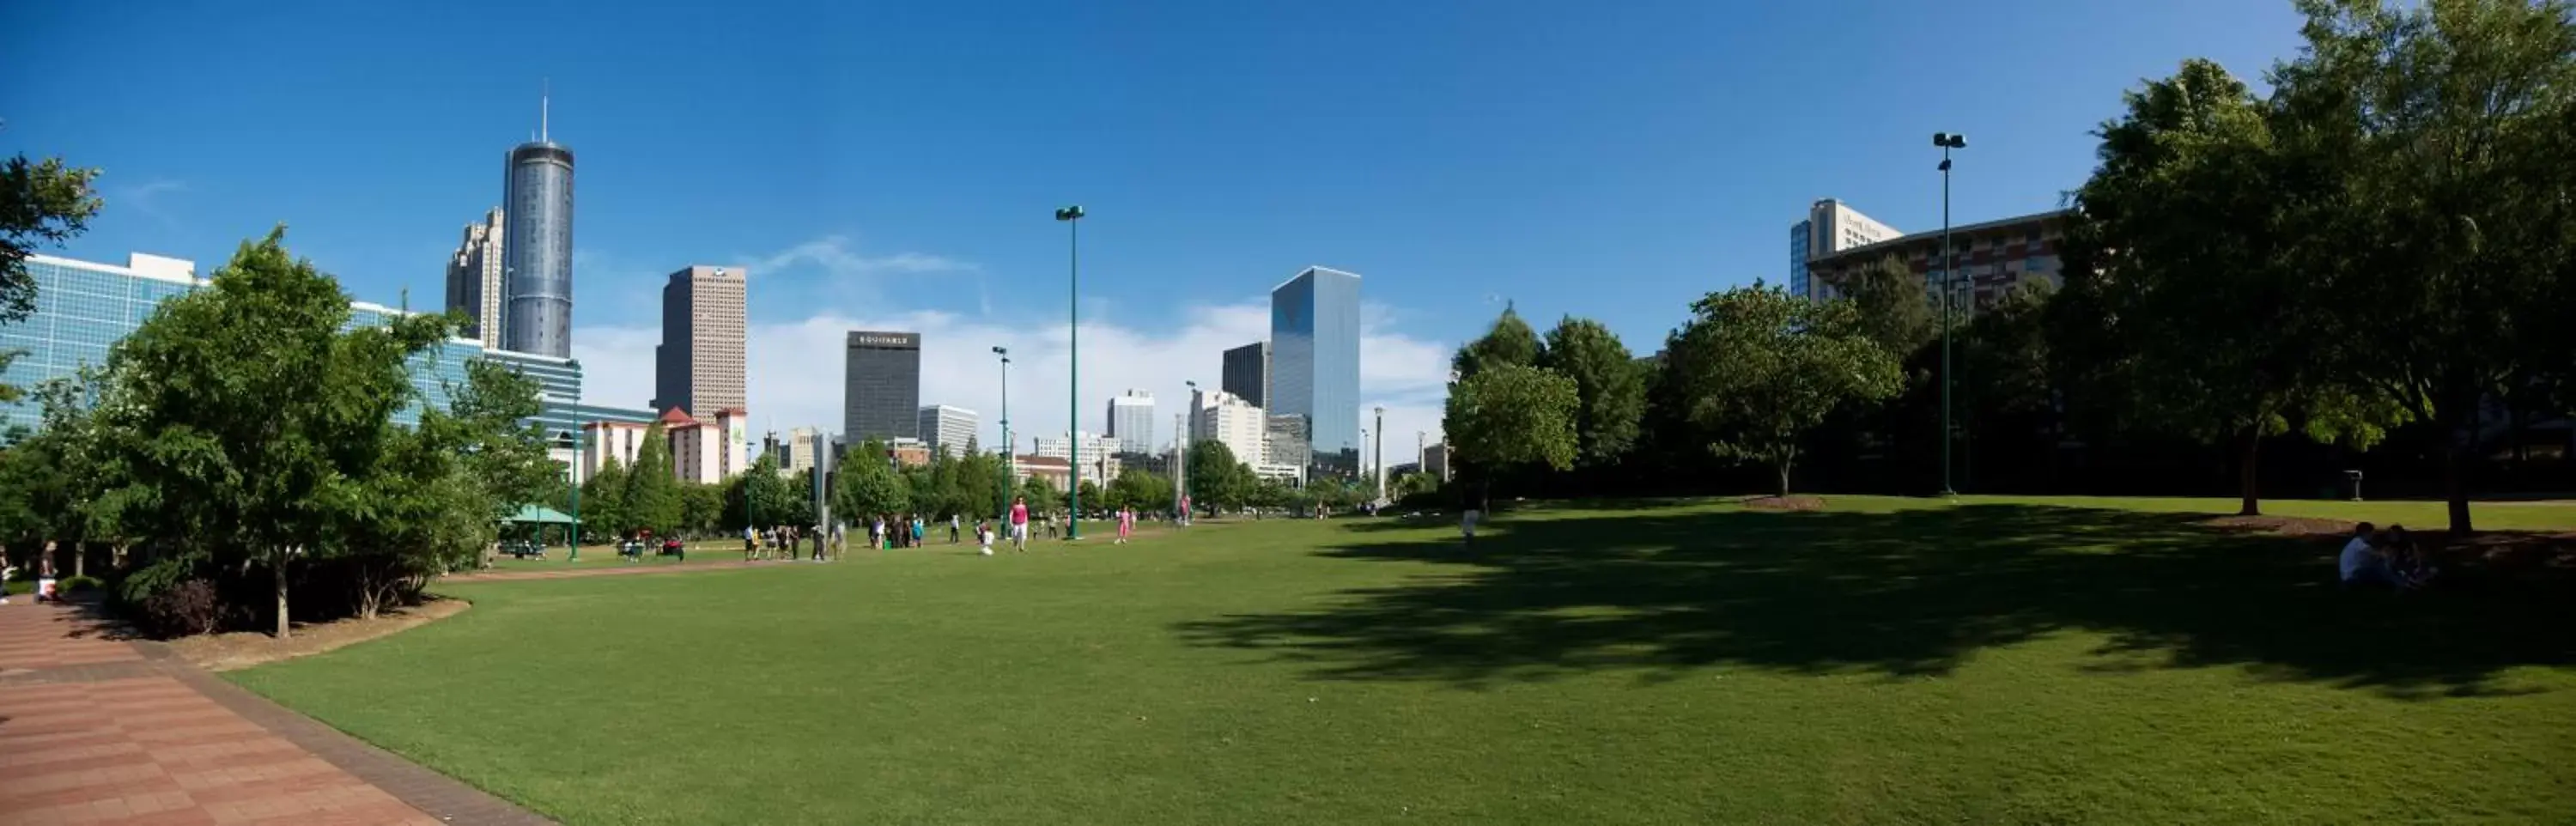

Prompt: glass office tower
xmin=502 ymin=140 xmax=575 ymax=357
xmin=1268 ymin=266 xmax=1362 ymax=477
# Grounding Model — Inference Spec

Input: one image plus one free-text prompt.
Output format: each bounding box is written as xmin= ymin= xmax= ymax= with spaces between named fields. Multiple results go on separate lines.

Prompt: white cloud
xmin=115 ymin=179 xmax=189 ymax=228
xmin=571 ymin=301 xmax=1454 ymax=470
xmin=744 ymin=235 xmax=975 ymax=279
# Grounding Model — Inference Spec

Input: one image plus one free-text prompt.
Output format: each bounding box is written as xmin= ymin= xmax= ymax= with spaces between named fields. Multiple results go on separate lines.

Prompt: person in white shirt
xmin=2339 ymin=522 xmax=2396 ymax=588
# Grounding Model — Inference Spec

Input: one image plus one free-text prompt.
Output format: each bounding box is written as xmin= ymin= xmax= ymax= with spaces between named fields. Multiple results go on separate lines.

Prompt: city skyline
xmin=4 ymin=0 xmax=2307 ymax=463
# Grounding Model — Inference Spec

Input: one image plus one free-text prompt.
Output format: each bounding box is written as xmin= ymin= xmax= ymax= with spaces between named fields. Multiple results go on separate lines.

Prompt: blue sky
xmin=2 ymin=0 xmax=2307 ymax=456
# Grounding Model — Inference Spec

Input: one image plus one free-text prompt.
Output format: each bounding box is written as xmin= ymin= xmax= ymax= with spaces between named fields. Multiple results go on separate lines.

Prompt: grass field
xmin=231 ymin=496 xmax=2576 ymax=824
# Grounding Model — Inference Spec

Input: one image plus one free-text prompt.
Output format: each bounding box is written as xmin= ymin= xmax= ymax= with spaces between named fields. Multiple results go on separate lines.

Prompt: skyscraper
xmin=1107 ymin=390 xmax=1155 ymax=454
xmin=501 ymin=101 xmax=574 ymax=357
xmin=1789 ymin=197 xmax=1900 ymax=300
xmin=1221 ymin=341 xmax=1270 ymax=409
xmin=442 ymin=207 xmax=504 ymax=349
xmin=1270 ymin=266 xmax=1362 ymax=476
xmin=652 ymin=265 xmax=747 ymax=424
xmin=843 ymin=331 xmax=920 ymax=442
xmin=918 ymin=404 xmax=979 ymax=457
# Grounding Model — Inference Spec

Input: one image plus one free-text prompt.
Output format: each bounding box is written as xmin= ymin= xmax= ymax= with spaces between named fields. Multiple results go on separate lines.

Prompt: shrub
xmin=117 ymin=556 xmax=198 ymax=608
xmin=61 ymin=574 xmax=104 ymax=592
xmin=137 ymin=580 xmax=222 ymax=638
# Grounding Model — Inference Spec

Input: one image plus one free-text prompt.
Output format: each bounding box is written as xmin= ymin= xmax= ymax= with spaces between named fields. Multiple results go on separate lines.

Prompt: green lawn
xmin=231 ymin=496 xmax=2576 ymax=824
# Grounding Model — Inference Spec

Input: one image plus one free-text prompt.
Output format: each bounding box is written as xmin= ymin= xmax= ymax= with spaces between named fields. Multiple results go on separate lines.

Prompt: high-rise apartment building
xmin=918 ymin=404 xmax=978 ymax=458
xmin=843 ymin=331 xmax=921 ymax=442
xmin=1107 ymin=391 xmax=1155 ymax=454
xmin=1789 ymin=198 xmax=1902 ymax=300
xmin=651 ymin=265 xmax=747 ymax=425
xmin=1221 ymin=342 xmax=1270 ymax=410
xmin=1270 ymin=266 xmax=1363 ymax=477
xmin=1803 ymin=208 xmax=2072 ymax=314
xmin=501 ymin=116 xmax=575 ymax=357
xmin=784 ymin=426 xmax=828 ymax=474
xmin=443 ymin=207 xmax=505 ymax=349
xmin=1193 ymin=391 xmax=1268 ymax=470
xmin=1031 ymin=432 xmax=1121 ymax=486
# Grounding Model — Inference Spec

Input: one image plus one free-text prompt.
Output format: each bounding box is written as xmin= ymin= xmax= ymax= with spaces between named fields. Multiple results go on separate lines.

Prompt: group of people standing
xmin=729 ymin=496 xmax=1150 ymax=562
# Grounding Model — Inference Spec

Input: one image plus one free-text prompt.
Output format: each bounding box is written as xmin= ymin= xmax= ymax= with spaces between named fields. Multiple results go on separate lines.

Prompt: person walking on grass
xmin=950 ymin=513 xmax=962 ymax=544
xmin=1115 ymin=507 xmax=1134 ymax=544
xmin=1009 ymin=495 xmax=1031 ymax=552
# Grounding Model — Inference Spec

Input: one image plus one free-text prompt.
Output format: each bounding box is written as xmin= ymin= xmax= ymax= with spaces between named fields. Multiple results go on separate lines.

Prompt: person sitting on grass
xmin=2381 ymin=525 xmax=2438 ymax=587
xmin=2339 ymin=522 xmax=2400 ymax=589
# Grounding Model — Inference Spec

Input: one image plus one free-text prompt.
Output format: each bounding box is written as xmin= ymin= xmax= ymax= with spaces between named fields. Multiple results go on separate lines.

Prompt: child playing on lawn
xmin=976 ymin=519 xmax=995 ymax=556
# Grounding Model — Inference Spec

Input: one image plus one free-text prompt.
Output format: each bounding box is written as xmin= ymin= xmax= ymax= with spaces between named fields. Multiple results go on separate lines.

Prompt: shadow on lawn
xmin=1176 ymin=504 xmax=2576 ymax=698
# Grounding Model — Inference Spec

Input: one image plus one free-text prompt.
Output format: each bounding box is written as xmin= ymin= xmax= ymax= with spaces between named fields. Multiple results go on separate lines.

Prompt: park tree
xmin=1 ymin=149 xmax=102 ymax=324
xmin=1019 ymin=474 xmax=1059 ymax=514
xmin=681 ymin=483 xmax=723 ymax=536
xmin=1185 ymin=440 xmax=1255 ymax=513
xmin=2272 ymin=0 xmax=2576 ymax=532
xmin=1077 ymin=480 xmax=1103 ymax=514
xmin=1450 ymin=305 xmax=1543 ymax=381
xmin=724 ymin=453 xmax=795 ymax=530
xmin=580 ymin=460 xmax=629 ymax=540
xmin=1537 ymin=316 xmax=1647 ymax=465
xmin=622 ymin=425 xmax=683 ymax=536
xmin=1827 ymin=253 xmax=1939 ymax=361
xmin=1443 ymin=362 xmax=1580 ymax=508
xmin=2067 ymin=56 xmax=2397 ymax=516
xmin=1110 ymin=468 xmax=1175 ymax=513
xmin=1667 ymin=284 xmax=1901 ymax=498
xmin=83 ymin=230 xmax=450 ymax=638
xmin=834 ymin=439 xmax=911 ymax=519
xmin=955 ymin=448 xmax=1008 ymax=519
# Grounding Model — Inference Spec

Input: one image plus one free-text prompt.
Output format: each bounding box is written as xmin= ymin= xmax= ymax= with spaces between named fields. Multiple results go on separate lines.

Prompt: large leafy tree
xmin=2276 ymin=0 xmax=2576 ymax=532
xmin=1826 ymin=253 xmax=1939 ymax=361
xmin=1450 ymin=305 xmax=1543 ymax=381
xmin=579 ymin=460 xmax=629 ymax=543
xmin=834 ymin=439 xmax=911 ymax=520
xmin=1668 ymin=284 xmax=1901 ymax=497
xmin=725 ymin=452 xmax=796 ymax=529
xmin=86 ymin=230 xmax=447 ymax=638
xmin=2067 ymin=57 xmax=2396 ymax=516
xmin=1443 ymin=362 xmax=1579 ymax=507
xmin=1185 ymin=440 xmax=1255 ymax=513
xmin=621 ymin=424 xmax=683 ymax=536
xmin=1537 ymin=316 xmax=1647 ymax=465
xmin=1 ymin=149 xmax=102 ymax=323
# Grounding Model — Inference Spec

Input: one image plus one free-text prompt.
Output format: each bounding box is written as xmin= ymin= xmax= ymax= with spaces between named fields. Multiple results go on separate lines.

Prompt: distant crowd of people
xmin=730 ymin=495 xmax=1161 ymax=562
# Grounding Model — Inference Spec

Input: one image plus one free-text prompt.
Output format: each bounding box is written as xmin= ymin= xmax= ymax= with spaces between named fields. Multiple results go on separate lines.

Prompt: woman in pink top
xmin=1115 ymin=507 xmax=1134 ymax=544
xmin=1008 ymin=496 xmax=1030 ymax=551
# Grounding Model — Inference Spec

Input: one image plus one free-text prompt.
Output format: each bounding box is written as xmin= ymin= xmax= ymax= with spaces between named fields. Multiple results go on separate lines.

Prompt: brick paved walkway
xmin=0 ymin=601 xmax=551 ymax=825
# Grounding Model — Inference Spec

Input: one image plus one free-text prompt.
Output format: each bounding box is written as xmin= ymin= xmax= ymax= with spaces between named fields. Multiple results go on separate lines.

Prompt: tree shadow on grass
xmin=1176 ymin=504 xmax=2576 ymax=698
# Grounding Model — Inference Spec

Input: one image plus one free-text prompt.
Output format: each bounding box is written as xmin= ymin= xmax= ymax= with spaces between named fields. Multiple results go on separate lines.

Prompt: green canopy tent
xmin=500 ymin=505 xmax=581 ymax=557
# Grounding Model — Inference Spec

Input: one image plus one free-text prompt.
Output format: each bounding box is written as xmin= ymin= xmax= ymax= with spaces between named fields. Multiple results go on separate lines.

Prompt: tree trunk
xmin=2235 ymin=427 xmax=2262 ymax=517
xmin=2443 ymin=438 xmax=2474 ymax=536
xmin=271 ymin=557 xmax=291 ymax=640
xmin=73 ymin=543 xmax=85 ymax=578
xmin=1776 ymin=462 xmax=1792 ymax=499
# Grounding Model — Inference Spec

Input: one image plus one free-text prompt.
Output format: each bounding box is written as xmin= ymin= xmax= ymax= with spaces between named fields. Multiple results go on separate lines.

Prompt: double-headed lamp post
xmin=1933 ymin=131 xmax=1965 ymax=497
xmin=1055 ymin=204 xmax=1086 ymax=536
xmin=993 ymin=345 xmax=1012 ymax=518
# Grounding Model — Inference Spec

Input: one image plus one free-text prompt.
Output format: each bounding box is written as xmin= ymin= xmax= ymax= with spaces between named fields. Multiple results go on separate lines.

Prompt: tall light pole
xmin=993 ymin=345 xmax=1012 ymax=519
xmin=1180 ymin=380 xmax=1195 ymax=522
xmin=564 ymin=425 xmax=585 ymax=562
xmin=1934 ymin=131 xmax=1965 ymax=497
xmin=1056 ymin=204 xmax=1085 ymax=537
xmin=1373 ymin=406 xmax=1386 ymax=503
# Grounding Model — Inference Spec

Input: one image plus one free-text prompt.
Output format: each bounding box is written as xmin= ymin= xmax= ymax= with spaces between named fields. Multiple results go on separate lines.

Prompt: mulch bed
xmin=1741 ymin=495 xmax=1826 ymax=512
xmin=165 ymin=598 xmax=471 ymax=672
xmin=2199 ymin=515 xmax=2355 ymax=536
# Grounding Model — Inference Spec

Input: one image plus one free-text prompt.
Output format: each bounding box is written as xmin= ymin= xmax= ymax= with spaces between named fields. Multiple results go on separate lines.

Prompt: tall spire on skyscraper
xmin=540 ymin=78 xmax=550 ymax=143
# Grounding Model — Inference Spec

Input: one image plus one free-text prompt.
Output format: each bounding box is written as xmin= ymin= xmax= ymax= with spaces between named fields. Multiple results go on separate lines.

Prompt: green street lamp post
xmin=993 ymin=345 xmax=1012 ymax=519
xmin=1055 ymin=204 xmax=1085 ymax=538
xmin=565 ymin=425 xmax=586 ymax=562
xmin=1934 ymin=131 xmax=1965 ymax=497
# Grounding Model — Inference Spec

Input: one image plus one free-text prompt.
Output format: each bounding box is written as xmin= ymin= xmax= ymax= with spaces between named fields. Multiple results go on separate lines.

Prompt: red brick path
xmin=0 ymin=602 xmax=550 ymax=825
